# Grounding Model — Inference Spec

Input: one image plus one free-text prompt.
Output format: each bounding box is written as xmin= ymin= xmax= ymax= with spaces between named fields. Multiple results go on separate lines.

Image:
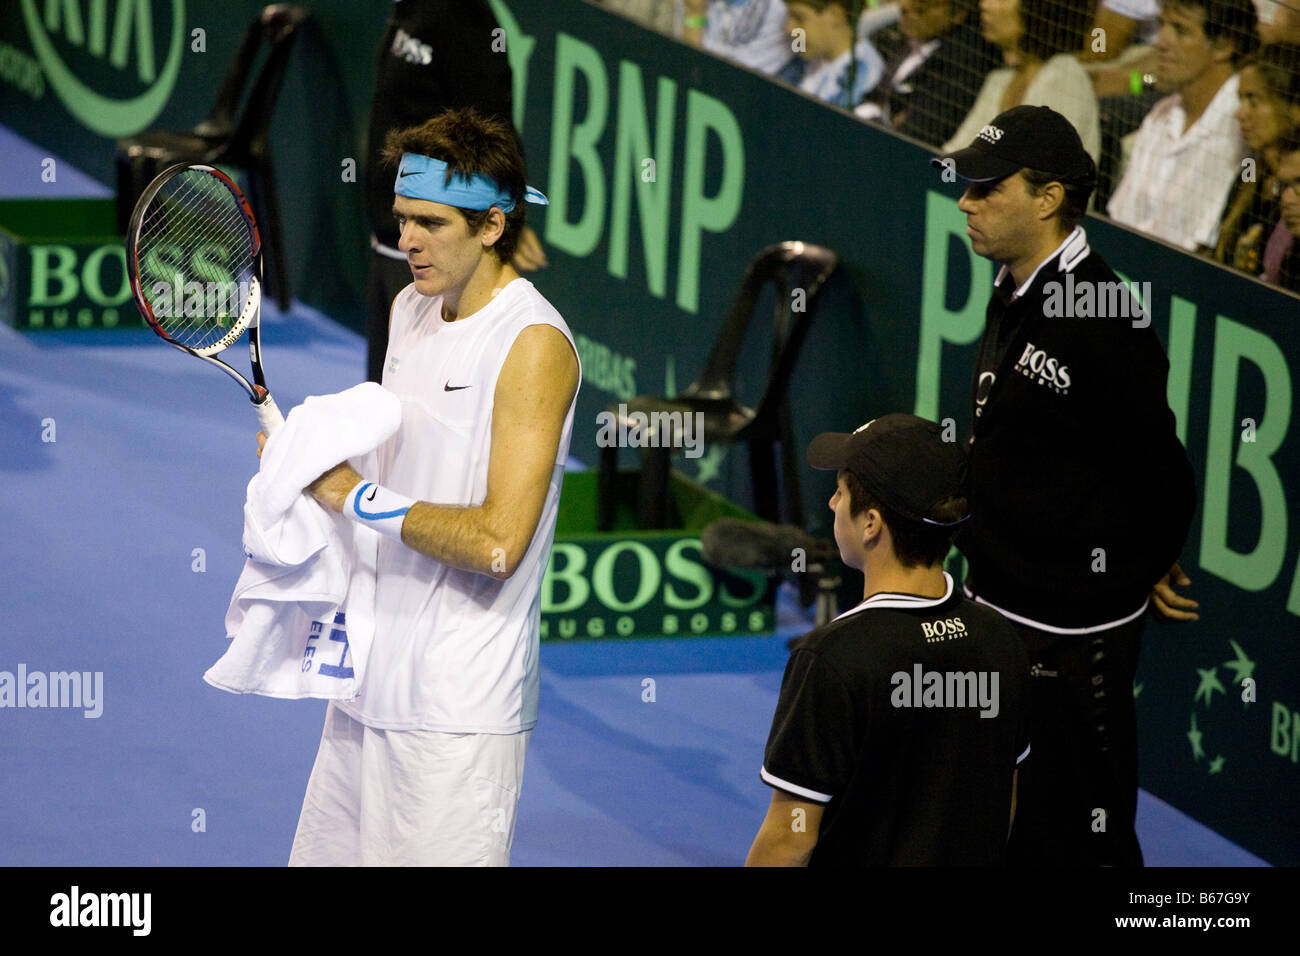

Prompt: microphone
xmin=700 ymin=518 xmax=835 ymax=573
xmin=701 ymin=518 xmax=843 ymax=629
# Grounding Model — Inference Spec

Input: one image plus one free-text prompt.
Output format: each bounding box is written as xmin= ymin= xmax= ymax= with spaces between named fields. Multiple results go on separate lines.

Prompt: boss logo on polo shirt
xmin=1014 ymin=341 xmax=1072 ymax=394
xmin=977 ymin=124 xmax=1004 ymax=144
xmin=921 ymin=617 xmax=967 ymax=642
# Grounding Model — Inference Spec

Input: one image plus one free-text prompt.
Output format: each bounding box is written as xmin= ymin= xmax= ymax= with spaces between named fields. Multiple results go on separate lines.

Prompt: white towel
xmin=204 ymin=382 xmax=401 ymax=700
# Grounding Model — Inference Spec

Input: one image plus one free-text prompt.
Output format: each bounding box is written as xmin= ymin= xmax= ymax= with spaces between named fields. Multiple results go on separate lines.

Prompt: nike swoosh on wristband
xmin=365 ymin=486 xmax=378 ymax=502
xmin=353 ymin=484 xmax=410 ymax=520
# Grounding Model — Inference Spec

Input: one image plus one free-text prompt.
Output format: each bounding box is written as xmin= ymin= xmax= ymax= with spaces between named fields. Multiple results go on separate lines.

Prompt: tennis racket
xmin=126 ymin=163 xmax=285 ymax=434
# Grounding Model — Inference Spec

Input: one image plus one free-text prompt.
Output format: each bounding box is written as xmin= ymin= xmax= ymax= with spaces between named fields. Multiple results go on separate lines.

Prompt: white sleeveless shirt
xmin=336 ymin=278 xmax=578 ymax=733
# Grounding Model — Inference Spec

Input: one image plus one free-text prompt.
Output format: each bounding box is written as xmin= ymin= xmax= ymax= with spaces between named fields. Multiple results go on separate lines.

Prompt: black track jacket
xmin=957 ymin=227 xmax=1197 ymax=631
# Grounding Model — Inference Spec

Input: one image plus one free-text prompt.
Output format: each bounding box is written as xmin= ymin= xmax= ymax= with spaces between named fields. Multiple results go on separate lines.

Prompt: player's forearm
xmin=308 ymin=464 xmax=535 ymax=578
xmin=744 ymin=825 xmax=815 ymax=867
xmin=399 ymin=500 xmax=536 ymax=579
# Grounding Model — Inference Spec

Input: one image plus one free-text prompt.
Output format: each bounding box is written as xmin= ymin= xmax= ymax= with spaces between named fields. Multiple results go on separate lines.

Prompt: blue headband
xmin=394 ymin=152 xmax=548 ymax=213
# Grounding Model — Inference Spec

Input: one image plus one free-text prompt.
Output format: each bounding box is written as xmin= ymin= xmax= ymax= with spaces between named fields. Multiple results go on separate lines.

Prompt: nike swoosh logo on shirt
xmin=365 ymin=486 xmax=378 ymax=502
xmin=444 ymin=382 xmax=472 ymax=391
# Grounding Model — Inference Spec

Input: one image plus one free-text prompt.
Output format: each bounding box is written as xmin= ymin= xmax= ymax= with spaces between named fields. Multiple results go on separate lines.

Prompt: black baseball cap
xmin=930 ymin=105 xmax=1096 ymax=185
xmin=807 ymin=414 xmax=968 ymax=527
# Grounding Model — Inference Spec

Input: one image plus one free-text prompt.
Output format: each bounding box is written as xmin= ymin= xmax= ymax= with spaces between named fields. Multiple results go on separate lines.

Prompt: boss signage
xmin=1 ymin=238 xmax=138 ymax=330
xmin=541 ymin=535 xmax=773 ymax=641
xmin=0 ymin=198 xmax=140 ymax=330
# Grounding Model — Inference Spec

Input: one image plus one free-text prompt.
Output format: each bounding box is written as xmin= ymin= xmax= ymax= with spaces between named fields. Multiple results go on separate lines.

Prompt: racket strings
xmin=135 ymin=170 xmax=257 ymax=350
xmin=140 ymin=188 xmax=248 ymax=283
xmin=140 ymin=185 xmax=251 ymax=287
xmin=146 ymin=188 xmax=249 ymax=270
xmin=139 ymin=197 xmax=252 ymax=345
xmin=146 ymin=199 xmax=251 ymax=345
xmin=142 ymin=175 xmax=250 ymax=260
xmin=141 ymin=200 xmax=248 ymax=345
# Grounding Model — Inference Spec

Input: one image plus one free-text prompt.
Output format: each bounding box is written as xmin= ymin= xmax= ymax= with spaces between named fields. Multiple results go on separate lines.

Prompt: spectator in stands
xmin=1078 ymin=2 xmax=1166 ymax=208
xmin=1107 ymin=0 xmax=1260 ymax=251
xmin=684 ymin=0 xmax=799 ymax=75
xmin=785 ymin=0 xmax=886 ymax=107
xmin=1214 ymin=44 xmax=1300 ymax=272
xmin=855 ymin=0 xmax=1003 ymax=146
xmin=857 ymin=0 xmax=903 ymax=40
xmin=1258 ymin=143 xmax=1300 ymax=290
xmin=1081 ymin=1 xmax=1163 ymax=84
xmin=1259 ymin=0 xmax=1300 ymax=45
xmin=601 ymin=0 xmax=684 ymax=36
xmin=944 ymin=0 xmax=1101 ymax=163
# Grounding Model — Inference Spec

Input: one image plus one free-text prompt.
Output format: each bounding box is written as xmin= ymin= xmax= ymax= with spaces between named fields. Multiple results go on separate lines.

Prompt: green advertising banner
xmin=0 ymin=198 xmax=131 ymax=329
xmin=2 ymin=0 xmax=1297 ymax=863
xmin=542 ymin=533 xmax=774 ymax=641
xmin=542 ymin=471 xmax=776 ymax=642
xmin=0 ymin=0 xmax=377 ymax=329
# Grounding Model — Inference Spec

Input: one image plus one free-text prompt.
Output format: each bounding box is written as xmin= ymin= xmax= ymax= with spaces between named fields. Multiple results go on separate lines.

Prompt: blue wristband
xmin=344 ymin=480 xmax=414 ymax=541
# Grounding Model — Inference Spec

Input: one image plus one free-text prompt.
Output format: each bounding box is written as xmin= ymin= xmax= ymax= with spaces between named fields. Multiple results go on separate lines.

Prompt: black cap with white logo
xmin=930 ymin=105 xmax=1096 ymax=185
xmin=807 ymin=414 xmax=969 ymax=527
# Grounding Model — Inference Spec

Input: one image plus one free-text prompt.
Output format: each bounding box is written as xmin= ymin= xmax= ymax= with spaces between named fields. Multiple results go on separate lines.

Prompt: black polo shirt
xmin=760 ymin=574 xmax=1030 ymax=866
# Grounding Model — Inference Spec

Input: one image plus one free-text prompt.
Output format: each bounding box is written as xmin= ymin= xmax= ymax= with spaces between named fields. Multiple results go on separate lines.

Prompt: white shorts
xmin=288 ymin=701 xmax=530 ymax=866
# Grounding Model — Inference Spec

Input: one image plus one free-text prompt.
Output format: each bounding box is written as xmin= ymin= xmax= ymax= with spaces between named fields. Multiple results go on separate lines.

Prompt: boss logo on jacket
xmin=1012 ymin=341 xmax=1072 ymax=394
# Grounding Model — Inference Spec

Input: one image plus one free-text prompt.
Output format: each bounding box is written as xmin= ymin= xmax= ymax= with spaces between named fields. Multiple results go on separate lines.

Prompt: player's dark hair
xmin=841 ymin=471 xmax=966 ymax=568
xmin=1021 ymin=167 xmax=1094 ymax=232
xmin=1017 ymin=0 xmax=1090 ymax=62
xmin=382 ymin=107 xmax=527 ymax=263
xmin=1165 ymin=0 xmax=1260 ymax=66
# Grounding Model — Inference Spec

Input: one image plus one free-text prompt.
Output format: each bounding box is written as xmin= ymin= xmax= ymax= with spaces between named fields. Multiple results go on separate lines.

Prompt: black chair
xmin=597 ymin=241 xmax=839 ymax=531
xmin=114 ymin=4 xmax=310 ymax=311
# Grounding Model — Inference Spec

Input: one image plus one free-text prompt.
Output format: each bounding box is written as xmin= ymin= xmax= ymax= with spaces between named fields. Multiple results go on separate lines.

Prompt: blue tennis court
xmin=0 ymin=126 xmax=1267 ymax=867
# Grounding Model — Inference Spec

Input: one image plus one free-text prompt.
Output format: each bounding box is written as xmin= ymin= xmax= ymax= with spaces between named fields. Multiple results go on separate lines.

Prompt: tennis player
xmin=747 ymin=415 xmax=1030 ymax=866
xmin=278 ymin=107 xmax=580 ymax=866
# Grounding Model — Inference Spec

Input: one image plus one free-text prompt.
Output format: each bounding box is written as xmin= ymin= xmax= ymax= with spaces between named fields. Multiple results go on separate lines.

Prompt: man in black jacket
xmin=857 ymin=0 xmax=1001 ymax=147
xmin=931 ymin=105 xmax=1199 ymax=866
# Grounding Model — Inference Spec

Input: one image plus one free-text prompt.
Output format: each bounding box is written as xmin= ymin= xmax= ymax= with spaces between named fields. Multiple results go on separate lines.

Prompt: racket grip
xmin=255 ymin=393 xmax=286 ymax=434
